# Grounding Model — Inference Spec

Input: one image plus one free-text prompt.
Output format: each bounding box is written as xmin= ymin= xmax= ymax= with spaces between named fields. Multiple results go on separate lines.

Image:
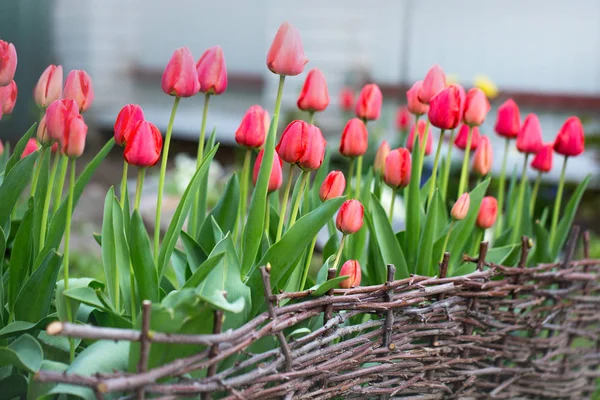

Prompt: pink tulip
xmin=418 ymin=65 xmax=446 ymax=104
xmin=266 ymin=22 xmax=308 ymax=76
xmin=494 ymin=99 xmax=521 ymax=138
xmin=531 ymin=143 xmax=553 ymax=173
xmin=63 ymin=70 xmax=94 ymax=113
xmin=45 ymin=99 xmax=80 ymax=144
xmin=319 ymin=170 xmax=346 ymax=201
xmin=253 ymin=149 xmax=283 ymax=193
xmin=472 ymin=135 xmax=493 ymax=176
xmin=336 ymin=199 xmax=364 ymax=234
xmin=339 ymin=260 xmax=361 ymax=288
xmin=196 ymin=46 xmax=227 ymax=95
xmin=396 ymin=106 xmax=412 ymax=131
xmin=517 ymin=114 xmax=543 ymax=154
xmin=374 ymin=140 xmax=391 ymax=177
xmin=0 ymin=80 xmax=17 ymax=120
xmin=62 ymin=114 xmax=88 ymax=158
xmin=0 ymin=40 xmax=17 ymax=86
xmin=355 ymin=84 xmax=382 ymax=121
xmin=340 ymin=88 xmax=354 ymax=112
xmin=34 ymin=65 xmax=63 ymax=108
xmin=406 ymin=81 xmax=429 ymax=116
xmin=454 ymin=124 xmax=480 ymax=151
xmin=161 ymin=47 xmax=201 ymax=97
xmin=463 ymin=88 xmax=490 ymax=127
xmin=554 ymin=116 xmax=584 ymax=157
xmin=124 ymin=121 xmax=163 ymax=167
xmin=406 ymin=120 xmax=433 ymax=155
xmin=235 ymin=105 xmax=270 ymax=149
xmin=427 ymin=84 xmax=462 ymax=130
xmin=114 ymin=104 xmax=145 ymax=146
xmin=339 ymin=118 xmax=368 ymax=158
xmin=22 ymin=139 xmax=40 ymax=159
xmin=297 ymin=68 xmax=329 ymax=112
xmin=451 ymin=192 xmax=470 ymax=220
xmin=277 ymin=120 xmax=326 ymax=171
xmin=384 ymin=148 xmax=411 ymax=189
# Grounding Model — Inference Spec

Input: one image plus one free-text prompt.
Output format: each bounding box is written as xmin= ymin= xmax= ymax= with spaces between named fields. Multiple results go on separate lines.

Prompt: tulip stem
xmin=308 ymin=111 xmax=315 ymax=125
xmin=234 ymin=149 xmax=252 ymax=242
xmin=134 ymin=168 xmax=146 ymax=211
xmin=354 ymin=156 xmax=363 ymax=199
xmin=264 ymin=193 xmax=271 ymax=243
xmin=63 ymin=158 xmax=76 ymax=361
xmin=53 ymin=155 xmax=68 ymax=213
xmin=495 ymin=138 xmax=511 ymax=237
xmin=39 ymin=150 xmax=60 ymax=250
xmin=510 ymin=153 xmax=530 ymax=244
xmin=457 ymin=126 xmax=473 ymax=197
xmin=440 ymin=128 xmax=456 ymax=201
xmin=440 ymin=220 xmax=455 ymax=263
xmin=388 ymin=189 xmax=397 ymax=222
xmin=427 ymin=129 xmax=445 ymax=207
xmin=332 ymin=234 xmax=347 ymax=272
xmin=154 ymin=96 xmax=180 ymax=261
xmin=120 ymin=161 xmax=129 ymax=209
xmin=30 ymin=147 xmax=46 ymax=197
xmin=276 ymin=164 xmax=294 ymax=241
xmin=471 ymin=228 xmax=484 ymax=256
xmin=530 ymin=172 xmax=542 ymax=216
xmin=549 ymin=156 xmax=568 ymax=250
xmin=300 ymin=235 xmax=318 ymax=291
xmin=289 ymin=170 xmax=310 ymax=228
xmin=346 ymin=158 xmax=355 ymax=196
xmin=272 ymin=75 xmax=286 ymax=137
xmin=418 ymin=119 xmax=431 ymax=171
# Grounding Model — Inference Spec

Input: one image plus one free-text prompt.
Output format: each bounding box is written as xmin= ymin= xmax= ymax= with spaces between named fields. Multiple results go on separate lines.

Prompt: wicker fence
xmin=36 ymin=228 xmax=600 ymax=399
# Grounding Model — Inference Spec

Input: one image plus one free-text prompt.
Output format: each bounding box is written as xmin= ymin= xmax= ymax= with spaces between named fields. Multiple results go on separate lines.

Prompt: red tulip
xmin=384 ymin=148 xmax=411 ymax=189
xmin=297 ymin=68 xmax=329 ymax=112
xmin=319 ymin=170 xmax=346 ymax=201
xmin=456 ymin=84 xmax=467 ymax=120
xmin=554 ymin=116 xmax=584 ymax=157
xmin=451 ymin=192 xmax=470 ymax=220
xmin=336 ymin=199 xmax=364 ymax=234
xmin=340 ymin=88 xmax=354 ymax=111
xmin=531 ymin=143 xmax=553 ymax=173
xmin=463 ymin=88 xmax=490 ymax=127
xmin=406 ymin=81 xmax=429 ymax=116
xmin=374 ymin=140 xmax=391 ymax=176
xmin=517 ymin=114 xmax=543 ymax=154
xmin=396 ymin=106 xmax=412 ymax=131
xmin=472 ymin=135 xmax=493 ymax=176
xmin=22 ymin=139 xmax=40 ymax=159
xmin=253 ymin=149 xmax=283 ymax=193
xmin=339 ymin=260 xmax=361 ymax=288
xmin=196 ymin=46 xmax=227 ymax=95
xmin=339 ymin=118 xmax=368 ymax=157
xmin=266 ymin=22 xmax=308 ymax=76
xmin=161 ymin=47 xmax=201 ymax=97
xmin=37 ymin=115 xmax=52 ymax=146
xmin=61 ymin=114 xmax=88 ymax=158
xmin=63 ymin=70 xmax=94 ymax=113
xmin=427 ymin=84 xmax=462 ymax=130
xmin=494 ymin=99 xmax=521 ymax=138
xmin=0 ymin=80 xmax=17 ymax=119
xmin=355 ymin=84 xmax=382 ymax=121
xmin=476 ymin=196 xmax=498 ymax=229
xmin=277 ymin=120 xmax=326 ymax=171
xmin=235 ymin=105 xmax=269 ymax=149
xmin=124 ymin=121 xmax=162 ymax=167
xmin=454 ymin=124 xmax=480 ymax=151
xmin=45 ymin=99 xmax=80 ymax=144
xmin=34 ymin=65 xmax=63 ymax=108
xmin=406 ymin=119 xmax=433 ymax=155
xmin=0 ymin=40 xmax=17 ymax=86
xmin=114 ymin=104 xmax=145 ymax=146
xmin=418 ymin=65 xmax=446 ymax=104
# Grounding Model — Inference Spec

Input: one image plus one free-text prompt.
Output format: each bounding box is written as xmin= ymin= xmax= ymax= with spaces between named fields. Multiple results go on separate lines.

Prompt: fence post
xmin=323 ymin=268 xmax=336 ymax=326
xmin=462 ymin=241 xmax=488 ymax=359
xmin=202 ymin=295 xmax=225 ymax=400
xmin=136 ymin=300 xmax=152 ymax=400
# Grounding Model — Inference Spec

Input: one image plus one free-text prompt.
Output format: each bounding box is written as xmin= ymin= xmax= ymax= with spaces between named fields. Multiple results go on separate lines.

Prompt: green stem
xmin=440 ymin=220 xmax=455 ymax=263
xmin=457 ymin=126 xmax=474 ymax=197
xmin=418 ymin=119 xmax=431 ymax=168
xmin=272 ymin=75 xmax=286 ymax=137
xmin=346 ymin=158 xmax=355 ymax=196
xmin=265 ymin=193 xmax=271 ymax=243
xmin=440 ymin=129 xmax=456 ymax=201
xmin=530 ymin=172 xmax=542 ymax=216
xmin=288 ymin=170 xmax=310 ymax=228
xmin=234 ymin=149 xmax=252 ymax=242
xmin=374 ymin=174 xmax=383 ymax=201
xmin=134 ymin=168 xmax=146 ymax=211
xmin=354 ymin=156 xmax=363 ymax=199
xmin=30 ymin=147 xmax=46 ymax=196
xmin=39 ymin=151 xmax=60 ymax=250
xmin=276 ymin=164 xmax=294 ymax=241
xmin=549 ymin=156 xmax=568 ymax=250
xmin=510 ymin=153 xmax=530 ymax=243
xmin=307 ymin=111 xmax=315 ymax=125
xmin=332 ymin=234 xmax=347 ymax=272
xmin=495 ymin=138 xmax=511 ymax=237
xmin=154 ymin=97 xmax=180 ymax=261
xmin=190 ymin=93 xmax=212 ymax=238
xmin=427 ymin=129 xmax=445 ymax=206
xmin=53 ymin=155 xmax=68 ymax=213
xmin=120 ymin=161 xmax=129 ymax=208
xmin=300 ymin=235 xmax=318 ymax=290
xmin=63 ymin=158 xmax=76 ymax=361
xmin=471 ymin=228 xmax=484 ymax=256
xmin=388 ymin=189 xmax=397 ymax=222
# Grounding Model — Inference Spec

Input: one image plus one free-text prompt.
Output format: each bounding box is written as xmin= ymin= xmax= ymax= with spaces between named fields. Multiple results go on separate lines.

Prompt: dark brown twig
xmin=136 ymin=300 xmax=152 ymax=400
xmin=323 ymin=268 xmax=336 ymax=326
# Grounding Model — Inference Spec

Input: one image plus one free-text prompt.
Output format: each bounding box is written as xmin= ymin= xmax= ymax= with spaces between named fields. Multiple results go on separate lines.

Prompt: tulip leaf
xmin=529 ymin=220 xmax=553 ymax=264
xmin=56 ymin=278 xmax=104 ymax=322
xmin=416 ymin=189 xmax=441 ymax=276
xmin=33 ymin=149 xmax=51 ymax=255
xmin=182 ymin=252 xmax=225 ymax=289
xmin=0 ymin=334 xmax=43 ymax=373
xmin=504 ymin=165 xmax=519 ymax=227
xmin=309 ymin=275 xmax=349 ymax=297
xmin=0 ymin=152 xmax=37 ymax=232
xmin=4 ymin=123 xmax=36 ymax=175
xmin=193 ymin=127 xmax=218 ymax=238
xmin=0 ymin=142 xmax=10 ymax=174
xmin=405 ymin=139 xmax=421 ymax=272
xmin=130 ymin=211 xmax=159 ymax=303
xmin=0 ymin=316 xmax=57 ymax=340
xmin=551 ymin=174 xmax=590 ymax=258
xmin=323 ymin=232 xmax=339 ymax=262
xmin=181 ymin=231 xmax=207 ymax=273
xmin=366 ymin=230 xmax=386 ymax=285
xmin=8 ymin=199 xmax=34 ymax=314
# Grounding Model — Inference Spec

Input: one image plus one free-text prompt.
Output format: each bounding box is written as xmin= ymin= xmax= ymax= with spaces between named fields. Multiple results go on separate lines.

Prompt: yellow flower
xmin=473 ymin=75 xmax=498 ymax=99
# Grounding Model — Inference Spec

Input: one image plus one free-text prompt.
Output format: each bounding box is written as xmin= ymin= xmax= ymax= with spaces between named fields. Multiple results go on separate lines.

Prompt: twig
xmin=136 ymin=300 xmax=152 ymax=400
xmin=323 ymin=268 xmax=336 ymax=326
xmin=202 ymin=298 xmax=224 ymax=400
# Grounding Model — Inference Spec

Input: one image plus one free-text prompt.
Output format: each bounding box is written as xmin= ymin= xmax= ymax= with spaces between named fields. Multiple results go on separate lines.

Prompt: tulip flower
xmin=336 ymin=199 xmax=364 ymax=234
xmin=196 ymin=46 xmax=227 ymax=95
xmin=37 ymin=115 xmax=52 ymax=146
xmin=406 ymin=81 xmax=429 ymax=116
xmin=34 ymin=65 xmax=63 ymax=109
xmin=0 ymin=80 xmax=17 ymax=119
xmin=374 ymin=140 xmax=391 ymax=177
xmin=61 ymin=114 xmax=88 ymax=158
xmin=339 ymin=260 xmax=361 ymax=288
xmin=114 ymin=104 xmax=145 ymax=146
xmin=277 ymin=120 xmax=326 ymax=171
xmin=266 ymin=22 xmax=308 ymax=76
xmin=340 ymin=88 xmax=354 ymax=112
xmin=418 ymin=65 xmax=446 ymax=104
xmin=63 ymin=70 xmax=94 ymax=113
xmin=45 ymin=99 xmax=81 ymax=144
xmin=463 ymin=88 xmax=490 ymax=127
xmin=340 ymin=118 xmax=368 ymax=158
xmin=396 ymin=105 xmax=412 ymax=132
xmin=297 ymin=68 xmax=329 ymax=115
xmin=161 ymin=47 xmax=201 ymax=98
xmin=454 ymin=124 xmax=481 ymax=151
xmin=517 ymin=114 xmax=543 ymax=154
xmin=530 ymin=143 xmax=553 ymax=214
xmin=320 ymin=170 xmax=346 ymax=201
xmin=0 ymin=40 xmax=17 ymax=86
xmin=477 ymin=196 xmax=498 ymax=230
xmin=451 ymin=192 xmax=470 ymax=221
xmin=253 ymin=149 xmax=283 ymax=194
xmin=384 ymin=148 xmax=411 ymax=190
xmin=456 ymin=84 xmax=467 ymax=121
xmin=427 ymin=84 xmax=462 ymax=130
xmin=22 ymin=139 xmax=40 ymax=159
xmin=406 ymin=120 xmax=433 ymax=156
xmin=355 ymin=84 xmax=382 ymax=122
xmin=124 ymin=121 xmax=162 ymax=168
xmin=235 ymin=105 xmax=269 ymax=150
xmin=0 ymin=140 xmax=3 ymax=155
xmin=472 ymin=136 xmax=493 ymax=177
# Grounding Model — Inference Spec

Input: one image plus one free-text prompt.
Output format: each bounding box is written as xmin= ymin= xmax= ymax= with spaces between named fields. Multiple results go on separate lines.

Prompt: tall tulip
xmin=406 ymin=120 xmax=433 ymax=156
xmin=340 ymin=88 xmax=354 ymax=112
xmin=63 ymin=70 xmax=94 ymax=113
xmin=34 ymin=65 xmax=63 ymax=109
xmin=472 ymin=135 xmax=493 ymax=177
xmin=339 ymin=260 xmax=361 ymax=288
xmin=454 ymin=124 xmax=480 ymax=151
xmin=339 ymin=118 xmax=368 ymax=158
xmin=477 ymin=196 xmax=498 ymax=230
xmin=441 ymin=192 xmax=470 ymax=262
xmin=333 ymin=200 xmax=364 ymax=271
xmin=355 ymin=83 xmax=382 ymax=122
xmin=384 ymin=148 xmax=411 ymax=221
xmin=0 ymin=40 xmax=17 ymax=86
xmin=320 ymin=170 xmax=346 ymax=201
xmin=418 ymin=65 xmax=446 ymax=105
xmin=406 ymin=81 xmax=429 ymax=116
xmin=266 ymin=22 xmax=308 ymax=77
xmin=463 ymin=88 xmax=490 ymax=127
xmin=374 ymin=140 xmax=391 ymax=177
xmin=235 ymin=105 xmax=269 ymax=150
xmin=114 ymin=104 xmax=145 ymax=146
xmin=297 ymin=68 xmax=329 ymax=117
xmin=0 ymin=80 xmax=17 ymax=119
xmin=530 ymin=143 xmax=553 ymax=214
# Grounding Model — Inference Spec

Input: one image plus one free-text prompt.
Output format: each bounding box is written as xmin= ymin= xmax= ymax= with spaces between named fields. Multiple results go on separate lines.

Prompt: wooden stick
xmin=136 ymin=300 xmax=152 ymax=400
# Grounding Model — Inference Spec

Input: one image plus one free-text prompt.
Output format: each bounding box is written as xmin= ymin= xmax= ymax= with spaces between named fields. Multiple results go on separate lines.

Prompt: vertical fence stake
xmin=136 ymin=300 xmax=152 ymax=400
xmin=323 ymin=268 xmax=336 ymax=326
xmin=427 ymin=253 xmax=449 ymax=381
xmin=558 ymin=227 xmax=580 ymax=373
xmin=202 ymin=295 xmax=225 ymax=400
xmin=380 ymin=264 xmax=396 ymax=400
xmin=462 ymin=242 xmax=487 ymax=359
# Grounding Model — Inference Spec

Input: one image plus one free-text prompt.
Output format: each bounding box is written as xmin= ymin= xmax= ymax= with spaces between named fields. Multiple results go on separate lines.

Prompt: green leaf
xmin=181 ymin=231 xmax=207 ymax=273
xmin=56 ymin=278 xmax=104 ymax=323
xmin=0 ymin=142 xmax=10 ymax=174
xmin=33 ymin=149 xmax=51 ymax=256
xmin=130 ymin=211 xmax=159 ymax=303
xmin=0 ymin=334 xmax=42 ymax=373
xmin=5 ymin=123 xmax=36 ymax=174
xmin=26 ymin=360 xmax=68 ymax=400
xmin=286 ymin=327 xmax=311 ymax=340
xmin=551 ymin=174 xmax=590 ymax=258
xmin=8 ymin=199 xmax=34 ymax=314
xmin=62 ymin=287 xmax=115 ymax=314
xmin=194 ymin=127 xmax=218 ymax=234
xmin=308 ymin=275 xmax=349 ymax=296
xmin=0 ymin=153 xmax=37 ymax=231
xmin=322 ymin=232 xmax=339 ymax=262
xmin=530 ymin=220 xmax=553 ymax=264
xmin=0 ymin=316 xmax=56 ymax=339
xmin=0 ymin=374 xmax=27 ymax=400
xmin=183 ymin=252 xmax=225 ymax=289
xmin=416 ymin=189 xmax=441 ymax=276
xmin=451 ymin=244 xmax=520 ymax=276
xmin=101 ymin=188 xmax=120 ymax=307
xmin=405 ymin=138 xmax=422 ymax=271
xmin=14 ymin=251 xmax=62 ymax=323
xmin=367 ymin=193 xmax=408 ymax=279
xmin=169 ymin=249 xmax=188 ymax=289
xmin=366 ymin=231 xmax=386 ymax=285
xmin=157 ymin=145 xmax=219 ymax=279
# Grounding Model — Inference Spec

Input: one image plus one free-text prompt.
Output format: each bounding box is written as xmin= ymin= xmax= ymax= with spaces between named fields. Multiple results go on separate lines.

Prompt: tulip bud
xmin=554 ymin=116 xmax=584 ymax=157
xmin=0 ymin=40 xmax=17 ymax=86
xmin=114 ymin=104 xmax=145 ymax=146
xmin=451 ymin=192 xmax=470 ymax=220
xmin=384 ymin=148 xmax=411 ymax=189
xmin=374 ymin=140 xmax=391 ymax=177
xmin=61 ymin=114 xmax=88 ymax=158
xmin=196 ymin=46 xmax=227 ymax=95
xmin=297 ymin=68 xmax=329 ymax=112
xmin=472 ymin=136 xmax=493 ymax=176
xmin=45 ymin=99 xmax=80 ymax=144
xmin=418 ymin=65 xmax=446 ymax=104
xmin=37 ymin=115 xmax=53 ymax=146
xmin=406 ymin=81 xmax=429 ymax=116
xmin=476 ymin=196 xmax=498 ymax=229
xmin=454 ymin=124 xmax=481 ymax=151
xmin=339 ymin=118 xmax=368 ymax=158
xmin=494 ymin=99 xmax=521 ymax=138
xmin=21 ymin=139 xmax=40 ymax=159
xmin=124 ymin=121 xmax=163 ymax=167
xmin=517 ymin=114 xmax=543 ymax=154
xmin=427 ymin=84 xmax=462 ymax=130
xmin=406 ymin=120 xmax=433 ymax=155
xmin=277 ymin=120 xmax=326 ymax=171
xmin=531 ymin=143 xmax=553 ymax=173
xmin=51 ymin=142 xmax=59 ymax=153
xmin=0 ymin=80 xmax=17 ymax=119
xmin=161 ymin=47 xmax=201 ymax=97
xmin=235 ymin=105 xmax=269 ymax=150
xmin=396 ymin=106 xmax=411 ymax=132
xmin=339 ymin=260 xmax=361 ymax=288
xmin=266 ymin=22 xmax=308 ymax=76
xmin=336 ymin=199 xmax=364 ymax=234
xmin=63 ymin=70 xmax=94 ymax=113
xmin=463 ymin=88 xmax=490 ymax=127
xmin=340 ymin=88 xmax=354 ymax=111
xmin=253 ymin=149 xmax=283 ymax=193
xmin=355 ymin=84 xmax=382 ymax=121
xmin=34 ymin=65 xmax=63 ymax=109
xmin=0 ymin=140 xmax=3 ymax=155
xmin=319 ymin=170 xmax=346 ymax=201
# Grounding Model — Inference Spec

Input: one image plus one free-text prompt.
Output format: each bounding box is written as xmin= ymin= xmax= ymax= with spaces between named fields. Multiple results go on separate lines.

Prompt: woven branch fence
xmin=37 ymin=228 xmax=600 ymax=399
